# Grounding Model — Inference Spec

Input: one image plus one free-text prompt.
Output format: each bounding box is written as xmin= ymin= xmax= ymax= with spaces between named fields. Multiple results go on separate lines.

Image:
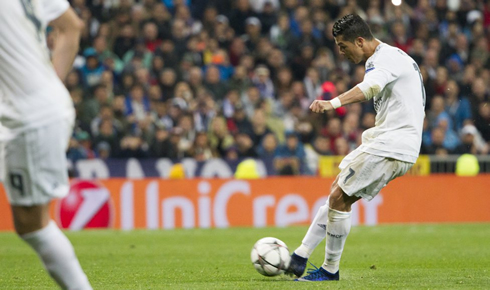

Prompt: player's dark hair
xmin=332 ymin=14 xmax=374 ymax=42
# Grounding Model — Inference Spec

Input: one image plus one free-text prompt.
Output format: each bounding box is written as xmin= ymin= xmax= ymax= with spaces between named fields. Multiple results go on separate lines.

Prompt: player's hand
xmin=309 ymin=100 xmax=334 ymax=113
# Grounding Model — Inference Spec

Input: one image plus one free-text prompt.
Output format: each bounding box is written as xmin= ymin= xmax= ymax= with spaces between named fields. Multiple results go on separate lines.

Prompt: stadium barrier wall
xmin=0 ymin=176 xmax=489 ymax=231
xmin=69 ymin=156 xmax=433 ymax=178
xmin=68 ymin=155 xmax=490 ymax=178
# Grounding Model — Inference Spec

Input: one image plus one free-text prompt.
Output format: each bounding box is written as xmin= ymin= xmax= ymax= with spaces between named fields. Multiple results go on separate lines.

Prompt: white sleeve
xmin=356 ymin=55 xmax=399 ymax=100
xmin=40 ymin=0 xmax=69 ymax=23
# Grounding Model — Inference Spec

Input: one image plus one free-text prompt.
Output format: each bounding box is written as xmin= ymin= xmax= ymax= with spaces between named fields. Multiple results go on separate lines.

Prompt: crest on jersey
xmin=366 ymin=62 xmax=375 ymax=73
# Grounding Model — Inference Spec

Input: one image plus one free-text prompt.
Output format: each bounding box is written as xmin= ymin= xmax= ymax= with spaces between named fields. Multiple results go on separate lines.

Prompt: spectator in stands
xmin=100 ymin=71 xmax=116 ymax=99
xmin=257 ymin=132 xmax=278 ymax=161
xmin=170 ymin=19 xmax=190 ymax=61
xmin=122 ymin=39 xmax=153 ymax=72
xmin=95 ymin=142 xmax=111 ymax=160
xmin=208 ymin=116 xmax=235 ymax=158
xmin=304 ymin=67 xmax=322 ymax=103
xmin=229 ymin=0 xmax=256 ymax=36
xmin=270 ymin=13 xmax=297 ymax=54
xmin=252 ymin=65 xmax=274 ymax=99
xmin=454 ymin=124 xmax=489 ymax=155
xmin=438 ymin=117 xmax=461 ymax=152
xmin=159 ymin=68 xmax=178 ymax=101
xmin=258 ymin=1 xmax=278 ymax=35
xmin=151 ymin=126 xmax=171 ymax=158
xmin=91 ymin=104 xmax=121 ymax=137
xmin=290 ymin=43 xmax=315 ymax=80
xmin=459 ymin=64 xmax=477 ymax=97
xmin=66 ymin=0 xmax=490 ymax=176
xmin=112 ymin=95 xmax=130 ymax=132
xmin=434 ymin=67 xmax=448 ymax=95
xmin=65 ymin=70 xmax=83 ymax=92
xmin=274 ymin=66 xmax=293 ymax=96
xmin=92 ymin=36 xmax=124 ymax=73
xmin=273 ymin=91 xmax=293 ymax=118
xmin=174 ymin=5 xmax=202 ymax=36
xmin=147 ymin=4 xmax=172 ymax=40
xmin=391 ymin=21 xmax=412 ymax=52
xmin=243 ymin=17 xmax=262 ymax=51
xmin=93 ymin=119 xmax=121 ymax=158
xmin=228 ymin=103 xmax=253 ymax=136
xmin=204 ymin=65 xmax=228 ymax=101
xmin=428 ymin=95 xmax=451 ymax=130
xmin=176 ymin=113 xmax=196 ymax=155
xmin=334 ymin=137 xmax=350 ymax=156
xmin=67 ymin=131 xmax=92 ymax=163
xmin=342 ymin=113 xmax=361 ymax=151
xmin=224 ymin=145 xmax=239 ymax=161
xmin=78 ymin=131 xmax=96 ymax=159
xmin=188 ymin=132 xmax=214 ymax=161
xmin=422 ymin=127 xmax=451 ymax=156
xmin=274 ymin=131 xmax=307 ymax=175
xmin=304 ymin=135 xmax=332 ymax=174
xmin=119 ymin=134 xmax=149 ymax=158
xmin=250 ymin=109 xmax=273 ymax=147
xmin=475 ymin=102 xmax=490 ymax=144
xmin=125 ymin=84 xmax=151 ymax=123
xmin=296 ymin=118 xmax=315 ymax=145
xmin=242 ymin=86 xmax=261 ymax=118
xmin=445 ymin=79 xmax=472 ymax=131
xmin=80 ymin=85 xmax=111 ymax=127
xmin=235 ymin=132 xmax=257 ymax=158
xmin=468 ymin=78 xmax=489 ymax=116
xmin=187 ymin=66 xmax=205 ymax=93
xmin=323 ymin=118 xmax=343 ymax=155
xmin=80 ymin=48 xmax=105 ymax=88
xmin=194 ymin=98 xmax=216 ymax=132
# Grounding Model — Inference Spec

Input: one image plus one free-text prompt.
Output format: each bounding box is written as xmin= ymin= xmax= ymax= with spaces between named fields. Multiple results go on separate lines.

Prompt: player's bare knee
xmin=330 ymin=176 xmax=340 ymax=192
xmin=12 ymin=205 xmax=50 ymax=235
xmin=328 ymin=185 xmax=345 ymax=210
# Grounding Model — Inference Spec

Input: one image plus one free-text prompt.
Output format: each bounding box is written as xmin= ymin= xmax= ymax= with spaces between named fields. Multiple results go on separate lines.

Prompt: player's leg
xmin=296 ymin=178 xmax=339 ymax=257
xmin=295 ymin=199 xmax=329 ymax=257
xmin=296 ymin=179 xmax=359 ymax=281
xmin=289 ymin=150 xmax=363 ymax=278
xmin=287 ymin=178 xmax=339 ymax=277
xmin=5 ymin=120 xmax=92 ymax=290
xmin=287 ymin=199 xmax=329 ymax=277
xmin=297 ymin=153 xmax=412 ymax=281
xmin=12 ymin=204 xmax=92 ymax=290
xmin=322 ymin=183 xmax=360 ymax=274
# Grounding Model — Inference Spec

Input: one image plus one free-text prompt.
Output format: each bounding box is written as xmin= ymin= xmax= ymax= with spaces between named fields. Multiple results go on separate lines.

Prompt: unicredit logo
xmin=56 ymin=180 xmax=114 ymax=230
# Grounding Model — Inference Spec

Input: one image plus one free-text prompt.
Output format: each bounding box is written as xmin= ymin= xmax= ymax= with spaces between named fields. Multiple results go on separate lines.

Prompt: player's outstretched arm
xmin=49 ymin=7 xmax=84 ymax=81
xmin=309 ymin=86 xmax=366 ymax=113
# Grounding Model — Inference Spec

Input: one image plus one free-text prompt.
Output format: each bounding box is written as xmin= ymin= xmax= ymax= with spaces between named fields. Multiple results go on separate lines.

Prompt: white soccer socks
xmin=295 ymin=200 xmax=330 ymax=258
xmin=322 ymin=208 xmax=351 ymax=273
xmin=20 ymin=221 xmax=92 ymax=290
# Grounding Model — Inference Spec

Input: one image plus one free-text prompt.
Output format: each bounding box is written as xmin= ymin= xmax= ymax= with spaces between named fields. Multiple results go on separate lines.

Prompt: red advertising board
xmin=0 ymin=176 xmax=489 ymax=231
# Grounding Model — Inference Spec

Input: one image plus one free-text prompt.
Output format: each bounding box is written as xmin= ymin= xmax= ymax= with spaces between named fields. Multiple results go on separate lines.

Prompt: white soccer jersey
xmin=0 ymin=0 xmax=74 ymax=132
xmin=356 ymin=43 xmax=425 ymax=163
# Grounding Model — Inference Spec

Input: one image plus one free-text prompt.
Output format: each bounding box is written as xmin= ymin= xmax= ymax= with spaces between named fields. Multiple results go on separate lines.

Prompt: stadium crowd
xmin=62 ymin=0 xmax=490 ymax=174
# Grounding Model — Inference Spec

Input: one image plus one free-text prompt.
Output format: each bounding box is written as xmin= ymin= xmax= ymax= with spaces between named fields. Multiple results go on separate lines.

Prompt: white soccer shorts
xmin=2 ymin=118 xmax=73 ymax=206
xmin=337 ymin=149 xmax=413 ymax=201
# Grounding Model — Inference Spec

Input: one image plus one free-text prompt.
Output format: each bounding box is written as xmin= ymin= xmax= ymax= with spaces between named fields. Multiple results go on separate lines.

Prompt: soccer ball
xmin=250 ymin=237 xmax=291 ymax=276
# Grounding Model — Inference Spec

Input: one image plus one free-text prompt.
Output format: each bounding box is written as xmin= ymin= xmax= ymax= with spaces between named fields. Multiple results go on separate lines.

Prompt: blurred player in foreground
xmin=0 ymin=0 xmax=91 ymax=289
xmin=287 ymin=14 xmax=425 ymax=281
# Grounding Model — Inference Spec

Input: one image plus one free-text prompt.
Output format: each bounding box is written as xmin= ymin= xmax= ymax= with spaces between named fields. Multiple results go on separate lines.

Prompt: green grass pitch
xmin=1 ymin=224 xmax=489 ymax=289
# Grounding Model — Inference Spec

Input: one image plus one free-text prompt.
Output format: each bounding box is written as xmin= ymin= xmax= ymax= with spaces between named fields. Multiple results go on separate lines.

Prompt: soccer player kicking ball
xmin=287 ymin=14 xmax=425 ymax=282
xmin=0 ymin=1 xmax=92 ymax=289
